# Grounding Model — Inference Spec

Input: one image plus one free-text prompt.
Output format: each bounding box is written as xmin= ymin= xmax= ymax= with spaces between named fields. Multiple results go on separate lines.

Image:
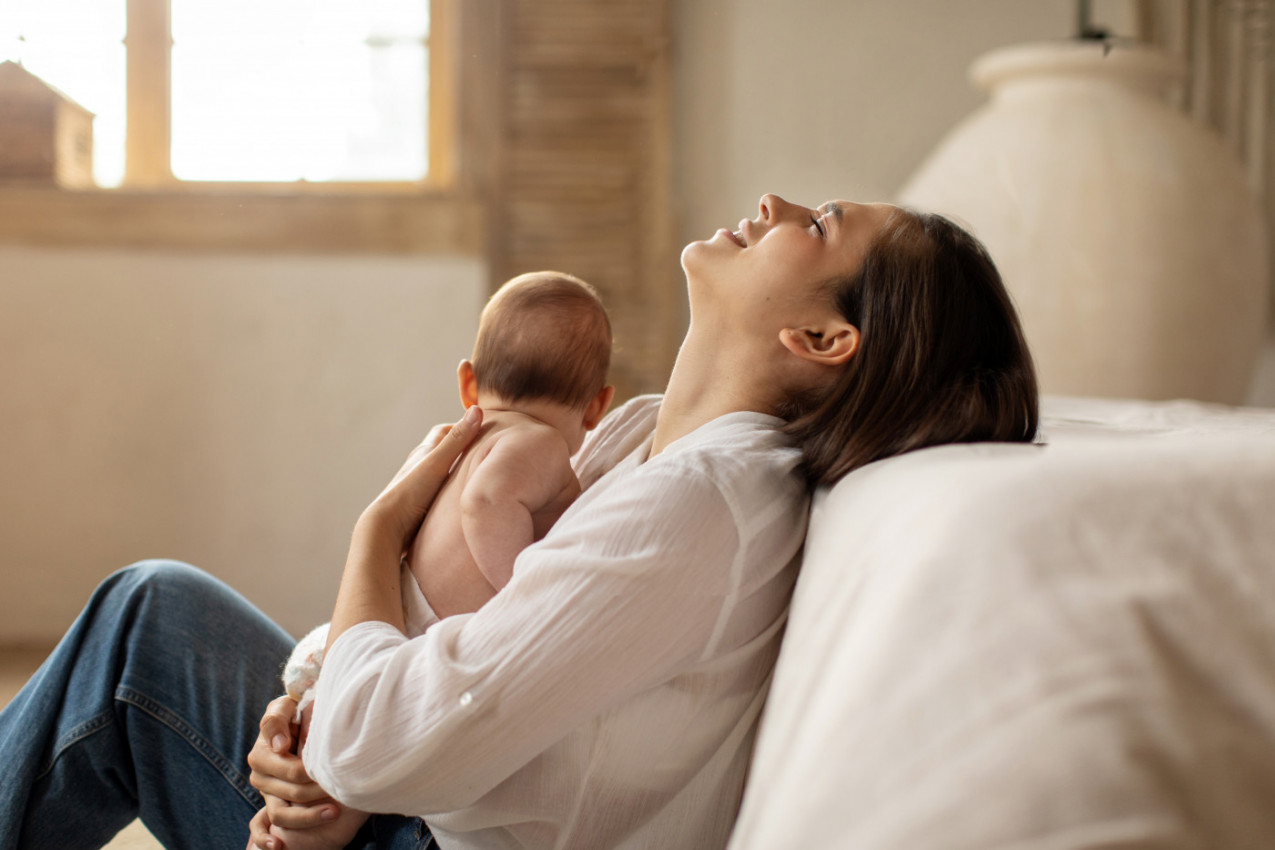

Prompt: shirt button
xmin=459 ymin=691 xmax=473 ymax=707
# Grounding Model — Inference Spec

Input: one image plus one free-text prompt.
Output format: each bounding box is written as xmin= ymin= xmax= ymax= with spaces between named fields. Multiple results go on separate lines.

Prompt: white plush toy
xmin=281 ymin=622 xmax=330 ymax=722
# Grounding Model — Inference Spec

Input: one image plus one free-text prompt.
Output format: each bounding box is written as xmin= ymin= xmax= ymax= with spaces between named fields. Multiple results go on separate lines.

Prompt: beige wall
xmin=674 ymin=0 xmax=1078 ymax=249
xmin=4 ymin=0 xmax=1273 ymax=646
xmin=671 ymin=0 xmax=1275 ymax=405
xmin=0 ymin=248 xmax=483 ymax=643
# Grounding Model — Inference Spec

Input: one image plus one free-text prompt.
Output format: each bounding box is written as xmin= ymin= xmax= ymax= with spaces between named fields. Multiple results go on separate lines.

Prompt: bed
xmin=728 ymin=396 xmax=1275 ymax=848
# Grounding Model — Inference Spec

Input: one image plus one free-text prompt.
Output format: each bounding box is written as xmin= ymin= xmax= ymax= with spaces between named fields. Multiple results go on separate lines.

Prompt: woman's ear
xmin=583 ymin=385 xmax=616 ymax=430
xmin=457 ymin=360 xmax=480 ymax=407
xmin=778 ymin=323 xmax=860 ymax=367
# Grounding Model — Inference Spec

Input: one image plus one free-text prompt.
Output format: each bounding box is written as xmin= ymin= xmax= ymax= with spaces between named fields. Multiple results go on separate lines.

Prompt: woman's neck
xmin=650 ymin=328 xmax=783 ymax=457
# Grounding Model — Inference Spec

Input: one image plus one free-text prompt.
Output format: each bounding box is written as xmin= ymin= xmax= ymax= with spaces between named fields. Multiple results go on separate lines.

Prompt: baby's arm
xmin=460 ymin=428 xmax=578 ymax=591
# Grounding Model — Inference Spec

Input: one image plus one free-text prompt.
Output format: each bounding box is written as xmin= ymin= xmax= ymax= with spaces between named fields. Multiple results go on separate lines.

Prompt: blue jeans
xmin=0 ymin=561 xmax=435 ymax=850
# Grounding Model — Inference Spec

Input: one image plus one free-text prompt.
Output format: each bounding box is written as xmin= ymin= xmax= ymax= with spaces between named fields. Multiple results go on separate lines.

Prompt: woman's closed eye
xmin=810 ymin=214 xmax=825 ymax=238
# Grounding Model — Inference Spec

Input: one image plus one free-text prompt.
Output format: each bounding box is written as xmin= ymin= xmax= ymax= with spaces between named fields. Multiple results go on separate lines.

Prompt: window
xmin=0 ymin=0 xmax=126 ymax=185
xmin=1 ymin=0 xmax=448 ymax=189
xmin=0 ymin=0 xmax=486 ymax=254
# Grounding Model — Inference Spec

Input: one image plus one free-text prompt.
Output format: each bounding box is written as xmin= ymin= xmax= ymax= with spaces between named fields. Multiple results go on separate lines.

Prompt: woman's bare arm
xmin=326 ymin=406 xmax=482 ymax=652
xmin=245 ymin=409 xmax=482 ymax=849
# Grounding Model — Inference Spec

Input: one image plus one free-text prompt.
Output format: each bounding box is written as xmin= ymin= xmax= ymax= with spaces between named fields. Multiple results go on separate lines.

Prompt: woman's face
xmin=682 ymin=194 xmax=895 ymax=330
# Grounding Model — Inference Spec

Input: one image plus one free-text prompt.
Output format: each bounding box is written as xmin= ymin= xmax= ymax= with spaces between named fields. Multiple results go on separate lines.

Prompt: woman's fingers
xmin=248 ymin=807 xmax=276 ymax=850
xmin=249 ymin=763 xmax=331 ymax=804
xmin=264 ymin=792 xmax=340 ymax=831
xmin=247 ymin=730 xmax=329 ymax=802
xmin=249 ymin=717 xmax=308 ymax=787
xmin=258 ymin=695 xmax=297 ymax=754
xmin=388 ymin=410 xmax=479 ymax=488
xmin=247 ymin=745 xmax=311 ymax=787
xmin=388 ymin=424 xmax=452 ymax=488
xmin=411 ymin=408 xmax=482 ymax=481
xmin=366 ymin=407 xmax=484 ymax=546
xmin=420 ymin=422 xmax=454 ymax=454
xmin=248 ymin=696 xmax=330 ymax=804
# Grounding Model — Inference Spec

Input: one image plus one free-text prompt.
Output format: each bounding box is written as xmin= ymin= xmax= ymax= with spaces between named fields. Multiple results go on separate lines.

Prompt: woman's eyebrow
xmin=819 ymin=202 xmax=844 ymax=224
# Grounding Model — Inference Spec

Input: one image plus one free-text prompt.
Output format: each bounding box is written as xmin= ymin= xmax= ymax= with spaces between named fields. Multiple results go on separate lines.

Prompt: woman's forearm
xmin=323 ymin=407 xmax=482 ymax=654
xmin=327 ymin=514 xmax=407 ymax=651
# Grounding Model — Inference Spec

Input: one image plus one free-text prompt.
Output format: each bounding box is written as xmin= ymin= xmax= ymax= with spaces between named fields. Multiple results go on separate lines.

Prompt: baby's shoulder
xmin=476 ymin=414 xmax=574 ymax=476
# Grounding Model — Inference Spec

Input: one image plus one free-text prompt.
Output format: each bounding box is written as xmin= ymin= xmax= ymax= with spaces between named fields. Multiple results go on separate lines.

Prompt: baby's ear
xmin=457 ymin=360 xmax=480 ymax=408
xmin=583 ymin=385 xmax=616 ymax=430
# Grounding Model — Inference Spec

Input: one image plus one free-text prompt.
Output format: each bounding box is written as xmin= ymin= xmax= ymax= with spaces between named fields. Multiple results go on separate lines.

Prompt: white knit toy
xmin=281 ymin=622 xmax=330 ymax=722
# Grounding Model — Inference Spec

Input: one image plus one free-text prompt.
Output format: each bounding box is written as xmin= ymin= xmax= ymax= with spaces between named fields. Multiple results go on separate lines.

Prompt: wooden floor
xmin=0 ymin=647 xmax=163 ymax=850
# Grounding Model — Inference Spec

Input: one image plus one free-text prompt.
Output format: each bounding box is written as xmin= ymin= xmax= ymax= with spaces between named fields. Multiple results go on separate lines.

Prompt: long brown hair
xmin=782 ymin=208 xmax=1038 ymax=486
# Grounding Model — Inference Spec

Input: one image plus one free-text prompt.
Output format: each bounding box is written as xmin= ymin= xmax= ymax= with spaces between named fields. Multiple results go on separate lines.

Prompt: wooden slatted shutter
xmin=489 ymin=0 xmax=679 ymax=399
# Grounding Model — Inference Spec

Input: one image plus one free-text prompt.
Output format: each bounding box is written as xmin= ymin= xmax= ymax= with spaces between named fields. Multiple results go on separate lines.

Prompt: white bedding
xmin=729 ymin=397 xmax=1275 ymax=849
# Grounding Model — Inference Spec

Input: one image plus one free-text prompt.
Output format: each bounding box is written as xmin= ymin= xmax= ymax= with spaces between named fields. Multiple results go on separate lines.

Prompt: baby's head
xmin=461 ymin=271 xmax=614 ymax=450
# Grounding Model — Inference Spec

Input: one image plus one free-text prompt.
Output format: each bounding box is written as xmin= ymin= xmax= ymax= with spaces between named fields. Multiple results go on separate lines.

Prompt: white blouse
xmin=303 ymin=395 xmax=809 ymax=850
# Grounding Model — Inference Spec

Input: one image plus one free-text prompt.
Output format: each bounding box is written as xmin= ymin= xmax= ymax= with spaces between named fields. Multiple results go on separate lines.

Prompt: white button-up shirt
xmin=304 ymin=395 xmax=809 ymax=850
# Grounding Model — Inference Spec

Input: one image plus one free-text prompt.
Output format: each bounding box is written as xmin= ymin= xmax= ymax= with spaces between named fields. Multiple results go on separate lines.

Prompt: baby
xmin=406 ymin=270 xmax=614 ymax=617
xmin=283 ymin=271 xmax=614 ymax=712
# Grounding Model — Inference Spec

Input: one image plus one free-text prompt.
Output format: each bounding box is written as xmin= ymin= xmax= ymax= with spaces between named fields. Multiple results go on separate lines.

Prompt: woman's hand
xmin=247 ymin=799 xmax=367 ymax=850
xmin=247 ymin=696 xmax=331 ymax=814
xmin=362 ymin=406 xmax=484 ymax=552
xmin=247 ymin=802 xmax=367 ymax=850
xmin=324 ymin=407 xmax=485 ymax=647
xmin=246 ymin=696 xmax=367 ymax=849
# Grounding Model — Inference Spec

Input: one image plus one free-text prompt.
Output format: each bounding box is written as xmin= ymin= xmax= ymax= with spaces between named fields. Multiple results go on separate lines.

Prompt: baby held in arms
xmin=406 ymin=271 xmax=615 ymax=617
xmin=283 ymin=271 xmax=614 ymax=712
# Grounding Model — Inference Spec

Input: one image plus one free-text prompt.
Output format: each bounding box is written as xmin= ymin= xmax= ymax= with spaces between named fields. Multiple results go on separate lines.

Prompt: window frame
xmin=0 ymin=0 xmax=486 ymax=255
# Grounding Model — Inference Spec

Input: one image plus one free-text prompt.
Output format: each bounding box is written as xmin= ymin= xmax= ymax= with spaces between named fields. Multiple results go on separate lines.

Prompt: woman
xmin=0 ymin=195 xmax=1037 ymax=850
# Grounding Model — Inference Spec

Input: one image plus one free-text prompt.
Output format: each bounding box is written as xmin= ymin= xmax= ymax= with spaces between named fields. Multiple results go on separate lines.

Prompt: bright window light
xmin=0 ymin=0 xmax=127 ymax=187
xmin=172 ymin=0 xmax=429 ymax=182
xmin=0 ymin=0 xmax=428 ymax=187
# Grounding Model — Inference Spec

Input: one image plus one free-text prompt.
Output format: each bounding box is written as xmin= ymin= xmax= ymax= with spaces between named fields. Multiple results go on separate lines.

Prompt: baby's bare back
xmin=405 ymin=411 xmax=580 ymax=619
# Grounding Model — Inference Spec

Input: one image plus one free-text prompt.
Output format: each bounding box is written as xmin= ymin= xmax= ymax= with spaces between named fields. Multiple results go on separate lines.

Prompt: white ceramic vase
xmin=898 ymin=41 xmax=1269 ymax=404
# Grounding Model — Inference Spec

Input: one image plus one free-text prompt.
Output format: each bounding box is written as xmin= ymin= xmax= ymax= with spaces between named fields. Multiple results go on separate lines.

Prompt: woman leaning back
xmin=0 ymin=194 xmax=1037 ymax=850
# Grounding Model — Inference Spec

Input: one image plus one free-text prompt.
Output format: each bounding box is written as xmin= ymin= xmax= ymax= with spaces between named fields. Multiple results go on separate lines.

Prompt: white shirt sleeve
xmin=302 ymin=463 xmax=744 ymax=815
xmin=277 ymin=563 xmax=440 ymax=722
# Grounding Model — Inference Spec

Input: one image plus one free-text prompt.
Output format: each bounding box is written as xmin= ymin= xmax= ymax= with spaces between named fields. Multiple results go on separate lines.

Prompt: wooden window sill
xmin=0 ymin=185 xmax=485 ymax=255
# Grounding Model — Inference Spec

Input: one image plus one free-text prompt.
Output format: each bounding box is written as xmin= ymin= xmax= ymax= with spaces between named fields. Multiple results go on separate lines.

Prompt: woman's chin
xmin=680 ymin=240 xmax=705 ymax=273
xmin=681 ymin=235 xmax=727 ymax=270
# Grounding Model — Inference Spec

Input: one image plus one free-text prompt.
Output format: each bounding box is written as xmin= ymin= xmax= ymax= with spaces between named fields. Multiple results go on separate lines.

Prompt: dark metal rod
xmin=1077 ymin=0 xmax=1092 ymax=38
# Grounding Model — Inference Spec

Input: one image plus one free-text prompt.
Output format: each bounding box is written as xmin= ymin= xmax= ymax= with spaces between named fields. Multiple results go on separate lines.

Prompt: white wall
xmin=671 ymin=0 xmax=1275 ymax=406
xmin=0 ymin=248 xmax=484 ymax=643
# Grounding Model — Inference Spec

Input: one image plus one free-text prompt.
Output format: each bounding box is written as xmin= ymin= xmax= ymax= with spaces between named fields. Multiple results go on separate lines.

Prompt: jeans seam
xmin=35 ymin=712 xmax=116 ymax=782
xmin=115 ymin=686 xmax=262 ymax=809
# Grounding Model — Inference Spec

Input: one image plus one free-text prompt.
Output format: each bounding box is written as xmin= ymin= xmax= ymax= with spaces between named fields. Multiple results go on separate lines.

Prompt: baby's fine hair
xmin=472 ymin=271 xmax=612 ymax=409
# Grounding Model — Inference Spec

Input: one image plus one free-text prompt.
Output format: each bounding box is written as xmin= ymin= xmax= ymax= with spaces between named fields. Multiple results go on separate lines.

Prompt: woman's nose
xmin=758 ymin=193 xmax=802 ymax=223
